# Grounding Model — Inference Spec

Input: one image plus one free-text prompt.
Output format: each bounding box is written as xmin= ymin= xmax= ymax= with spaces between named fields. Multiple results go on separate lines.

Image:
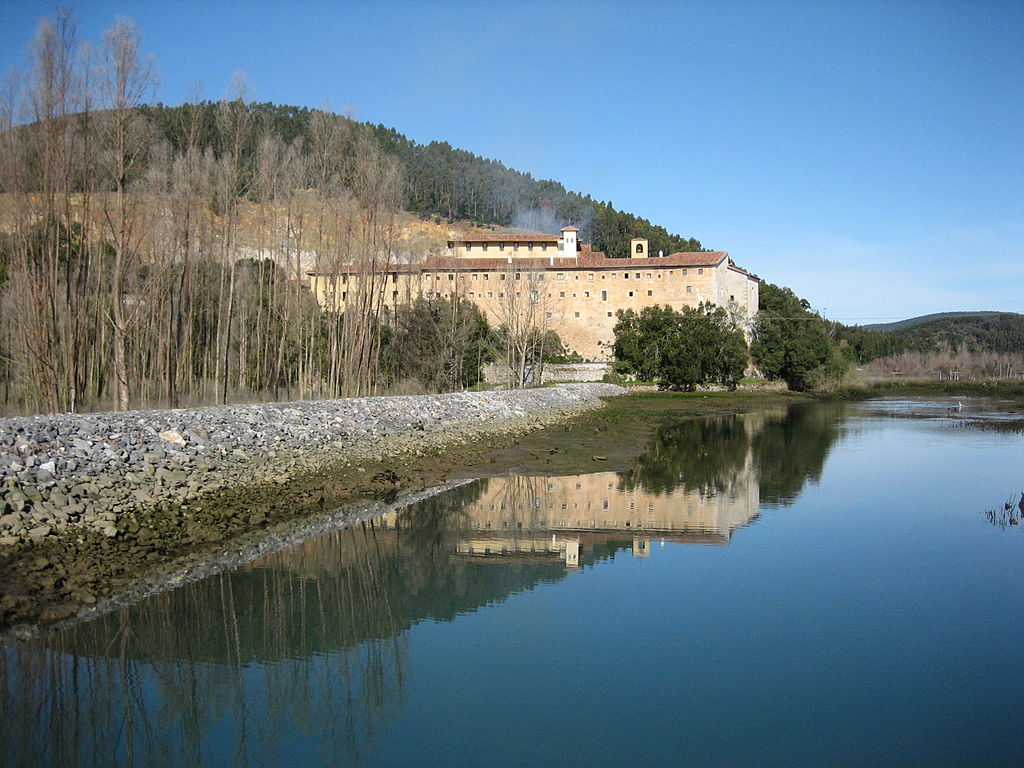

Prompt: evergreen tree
xmin=750 ymin=283 xmax=832 ymax=391
xmin=613 ymin=304 xmax=748 ymax=390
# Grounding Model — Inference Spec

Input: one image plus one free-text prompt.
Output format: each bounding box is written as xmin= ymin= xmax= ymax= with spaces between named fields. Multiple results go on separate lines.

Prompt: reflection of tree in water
xmin=618 ymin=415 xmax=751 ymax=496
xmin=982 ymin=492 xmax=1024 ymax=530
xmin=1 ymin=480 xmax=571 ymax=768
xmin=2 ymin=519 xmax=408 ymax=768
xmin=618 ymin=404 xmax=845 ymax=508
xmin=752 ymin=403 xmax=845 ymax=506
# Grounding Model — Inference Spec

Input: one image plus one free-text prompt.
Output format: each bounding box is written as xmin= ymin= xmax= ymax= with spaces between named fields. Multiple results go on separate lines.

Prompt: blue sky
xmin=2 ymin=0 xmax=1021 ymax=322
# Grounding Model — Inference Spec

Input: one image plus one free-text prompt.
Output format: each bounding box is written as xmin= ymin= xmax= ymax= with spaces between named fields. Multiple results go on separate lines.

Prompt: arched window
xmin=635 ymin=243 xmax=643 ymax=253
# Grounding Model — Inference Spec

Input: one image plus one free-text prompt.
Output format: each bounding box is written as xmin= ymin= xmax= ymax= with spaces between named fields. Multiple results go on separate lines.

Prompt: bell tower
xmin=630 ymin=237 xmax=649 ymax=259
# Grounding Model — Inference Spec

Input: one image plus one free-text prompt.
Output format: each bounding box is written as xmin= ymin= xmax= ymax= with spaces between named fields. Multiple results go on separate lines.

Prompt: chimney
xmin=560 ymin=226 xmax=579 ymax=257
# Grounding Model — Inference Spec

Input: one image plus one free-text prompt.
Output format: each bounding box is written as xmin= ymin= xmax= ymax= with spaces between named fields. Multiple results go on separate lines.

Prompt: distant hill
xmin=863 ymin=311 xmax=1015 ymax=332
xmin=838 ymin=311 xmax=1024 ymax=362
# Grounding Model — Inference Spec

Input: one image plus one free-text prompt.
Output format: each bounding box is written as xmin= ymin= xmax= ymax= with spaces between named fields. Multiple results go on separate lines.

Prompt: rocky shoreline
xmin=0 ymin=384 xmax=625 ymax=548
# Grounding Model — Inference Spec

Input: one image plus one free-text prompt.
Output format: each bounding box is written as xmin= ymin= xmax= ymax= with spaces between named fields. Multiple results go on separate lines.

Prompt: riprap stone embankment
xmin=0 ymin=384 xmax=626 ymax=547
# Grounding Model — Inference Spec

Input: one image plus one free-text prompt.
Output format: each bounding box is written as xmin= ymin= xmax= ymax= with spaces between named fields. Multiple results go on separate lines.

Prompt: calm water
xmin=3 ymin=398 xmax=1023 ymax=767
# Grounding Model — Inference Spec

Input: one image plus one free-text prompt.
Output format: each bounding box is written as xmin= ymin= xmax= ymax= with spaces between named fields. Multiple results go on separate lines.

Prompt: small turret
xmin=630 ymin=237 xmax=649 ymax=259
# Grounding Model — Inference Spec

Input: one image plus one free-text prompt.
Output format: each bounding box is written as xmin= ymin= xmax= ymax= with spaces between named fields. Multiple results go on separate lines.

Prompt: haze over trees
xmin=138 ymin=102 xmax=706 ymax=259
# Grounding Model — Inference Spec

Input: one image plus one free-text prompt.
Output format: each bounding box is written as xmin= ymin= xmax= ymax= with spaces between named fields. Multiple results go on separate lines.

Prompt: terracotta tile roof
xmin=727 ymin=263 xmax=760 ymax=280
xmin=447 ymin=233 xmax=560 ymax=244
xmin=420 ymin=255 xmax=581 ymax=271
xmin=560 ymin=226 xmax=580 ymax=232
xmin=307 ymin=250 xmax=744 ymax=276
xmin=662 ymin=251 xmax=728 ymax=266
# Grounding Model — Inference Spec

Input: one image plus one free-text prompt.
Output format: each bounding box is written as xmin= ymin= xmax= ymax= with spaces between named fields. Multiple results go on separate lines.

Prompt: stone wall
xmin=0 ymin=384 xmax=625 ymax=547
xmin=481 ymin=362 xmax=612 ymax=385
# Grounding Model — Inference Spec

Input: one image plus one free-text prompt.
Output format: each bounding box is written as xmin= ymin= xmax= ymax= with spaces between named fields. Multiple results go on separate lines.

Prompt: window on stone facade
xmin=574 ymin=312 xmax=580 ymax=318
xmin=483 ymin=274 xmax=488 ymax=280
xmin=584 ymin=291 xmax=590 ymax=297
xmin=601 ymin=290 xmax=607 ymax=301
xmin=557 ymin=273 xmax=565 ymax=280
xmin=482 ymin=243 xmax=488 ymax=251
xmin=499 ymin=273 xmax=506 ymax=280
xmin=686 ymin=285 xmax=692 ymax=293
xmin=646 ymin=273 xmax=651 ymax=279
xmin=607 ymin=311 xmax=613 ymax=317
xmin=628 ymin=291 xmax=634 ymax=297
xmin=466 ymin=243 xmax=472 ymax=251
xmin=623 ymin=273 xmax=629 ymax=279
xmin=559 ymin=291 xmax=565 ymax=297
xmin=657 ymin=273 xmax=663 ymax=279
xmin=448 ymin=274 xmax=454 ymax=280
xmin=647 ymin=290 xmax=653 ymax=296
xmin=499 ymin=243 xmax=505 ymax=250
xmin=635 ymin=273 xmax=641 ymax=279
xmin=546 ymin=312 xmax=552 ymax=319
xmin=541 ymin=243 xmax=548 ymax=250
xmin=588 ymin=273 xmax=594 ymax=280
xmin=472 ymin=273 xmax=478 ymax=280
xmin=730 ymin=294 xmax=735 ymax=301
xmin=681 ymin=268 xmax=687 ymax=275
xmin=698 ymin=268 xmax=704 ymax=275
xmin=487 ymin=291 xmax=493 ymax=297
xmin=528 ymin=243 xmax=534 ymax=251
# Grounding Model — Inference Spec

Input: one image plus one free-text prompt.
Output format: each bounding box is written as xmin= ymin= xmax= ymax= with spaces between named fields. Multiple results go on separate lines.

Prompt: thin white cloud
xmin=744 ymin=220 xmax=1023 ymax=322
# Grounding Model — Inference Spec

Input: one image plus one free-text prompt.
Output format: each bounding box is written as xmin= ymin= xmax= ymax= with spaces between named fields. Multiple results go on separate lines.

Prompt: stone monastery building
xmin=308 ymin=227 xmax=760 ymax=361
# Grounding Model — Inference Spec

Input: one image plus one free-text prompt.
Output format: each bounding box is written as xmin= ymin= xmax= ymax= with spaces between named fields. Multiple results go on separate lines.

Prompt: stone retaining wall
xmin=0 ymin=384 xmax=625 ymax=547
xmin=481 ymin=362 xmax=613 ymax=385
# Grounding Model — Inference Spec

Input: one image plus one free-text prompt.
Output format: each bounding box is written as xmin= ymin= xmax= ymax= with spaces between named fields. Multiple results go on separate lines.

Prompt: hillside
xmin=137 ymin=101 xmax=705 ymax=259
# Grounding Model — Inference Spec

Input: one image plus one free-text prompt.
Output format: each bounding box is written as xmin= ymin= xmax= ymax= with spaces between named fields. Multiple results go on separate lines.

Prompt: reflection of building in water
xmin=458 ymin=533 xmax=582 ymax=567
xmin=382 ymin=467 xmax=760 ymax=567
xmin=463 ymin=470 xmax=759 ymax=543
